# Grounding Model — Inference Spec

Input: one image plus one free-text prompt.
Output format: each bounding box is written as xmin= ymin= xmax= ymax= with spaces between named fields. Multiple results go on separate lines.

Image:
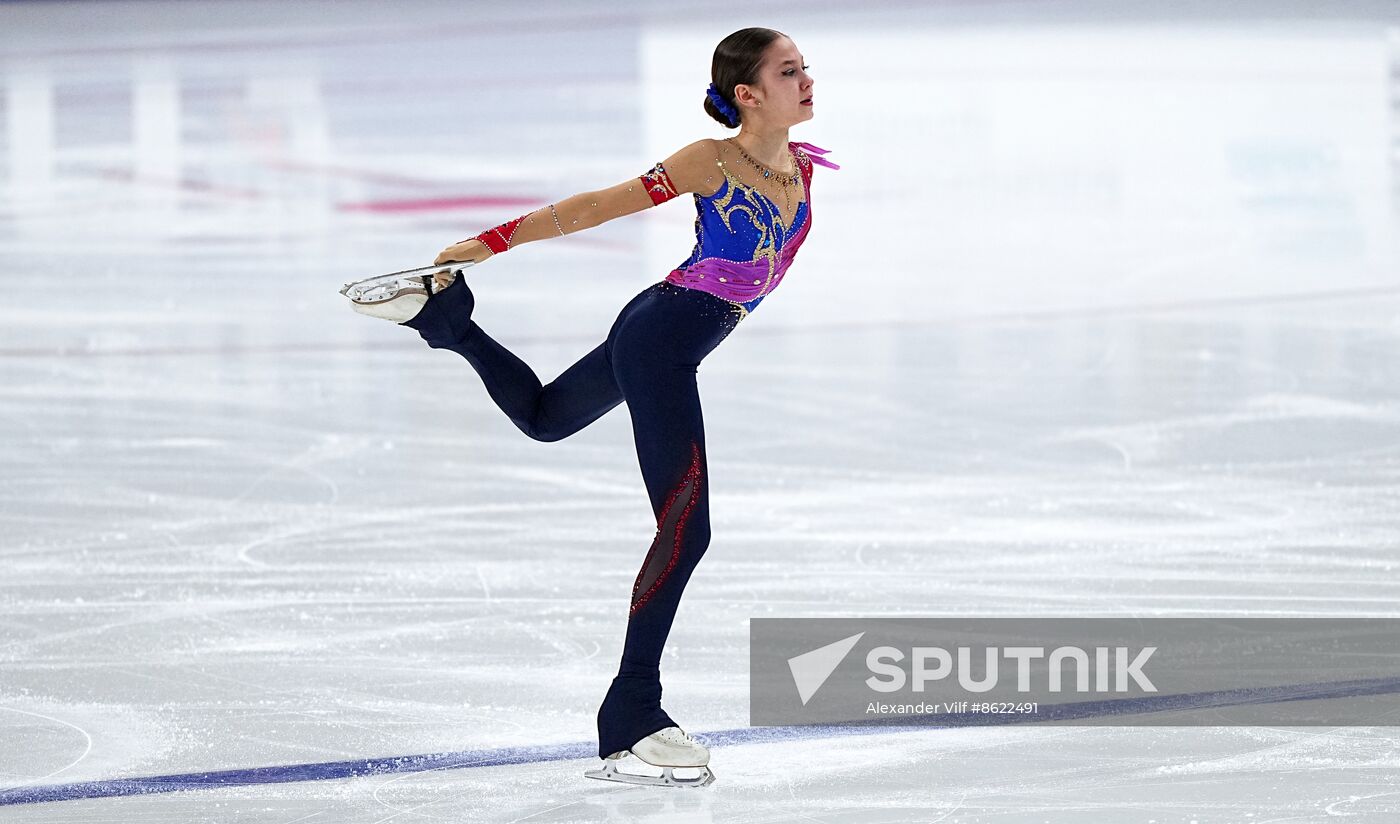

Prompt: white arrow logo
xmin=788 ymin=632 xmax=865 ymax=705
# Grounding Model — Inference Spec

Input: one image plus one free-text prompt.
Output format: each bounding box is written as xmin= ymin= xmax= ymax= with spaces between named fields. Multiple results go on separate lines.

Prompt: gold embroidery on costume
xmin=712 ymin=159 xmax=806 ymax=289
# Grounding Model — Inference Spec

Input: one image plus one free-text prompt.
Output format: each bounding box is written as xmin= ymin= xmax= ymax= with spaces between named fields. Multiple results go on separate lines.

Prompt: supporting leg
xmin=596 ymin=362 xmax=712 ymax=759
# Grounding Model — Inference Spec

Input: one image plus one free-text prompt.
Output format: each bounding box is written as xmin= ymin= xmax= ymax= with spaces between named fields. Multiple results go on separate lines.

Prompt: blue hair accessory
xmin=705 ymin=82 xmax=740 ymax=127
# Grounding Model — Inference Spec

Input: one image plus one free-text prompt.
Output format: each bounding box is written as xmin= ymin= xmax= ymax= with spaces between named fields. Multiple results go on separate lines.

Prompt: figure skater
xmin=344 ymin=27 xmax=838 ymax=788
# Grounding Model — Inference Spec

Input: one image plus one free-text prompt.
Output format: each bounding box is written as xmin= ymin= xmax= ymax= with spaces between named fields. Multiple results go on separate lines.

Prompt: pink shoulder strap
xmin=792 ymin=141 xmax=840 ymax=170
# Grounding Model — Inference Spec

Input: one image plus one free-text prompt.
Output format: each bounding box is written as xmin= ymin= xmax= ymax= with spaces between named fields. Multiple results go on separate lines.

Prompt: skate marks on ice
xmin=0 ymin=706 xmax=93 ymax=790
xmin=6 ymin=670 xmax=1400 ymax=807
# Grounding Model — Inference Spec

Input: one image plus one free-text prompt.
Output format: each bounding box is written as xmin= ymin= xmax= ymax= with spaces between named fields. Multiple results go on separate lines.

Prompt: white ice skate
xmin=340 ymin=260 xmax=477 ymax=322
xmin=584 ymin=726 xmax=714 ymax=788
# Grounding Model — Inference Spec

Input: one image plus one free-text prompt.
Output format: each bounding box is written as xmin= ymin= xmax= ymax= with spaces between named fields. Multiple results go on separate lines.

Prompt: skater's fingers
xmin=434 ymin=245 xmax=472 ymax=266
xmin=433 ymin=240 xmax=493 ymax=267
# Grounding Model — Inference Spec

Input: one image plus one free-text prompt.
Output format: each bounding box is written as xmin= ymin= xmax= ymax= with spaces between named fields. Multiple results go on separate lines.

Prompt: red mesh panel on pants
xmin=630 ymin=440 xmax=703 ymax=614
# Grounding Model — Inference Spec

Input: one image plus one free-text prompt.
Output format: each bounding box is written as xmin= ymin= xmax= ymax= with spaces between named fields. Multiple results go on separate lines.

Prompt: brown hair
xmin=703 ymin=28 xmax=786 ymax=129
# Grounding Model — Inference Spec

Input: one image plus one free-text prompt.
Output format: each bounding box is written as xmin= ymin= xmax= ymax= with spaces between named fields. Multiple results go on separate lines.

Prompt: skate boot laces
xmin=658 ymin=726 xmax=703 ymax=749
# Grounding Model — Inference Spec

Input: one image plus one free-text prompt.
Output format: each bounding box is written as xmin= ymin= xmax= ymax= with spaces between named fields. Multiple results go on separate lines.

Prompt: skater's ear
xmin=653 ymin=139 xmax=723 ymax=200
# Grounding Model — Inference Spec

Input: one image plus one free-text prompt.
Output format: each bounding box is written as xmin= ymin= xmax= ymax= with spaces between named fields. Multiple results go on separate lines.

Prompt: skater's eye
xmin=783 ymin=65 xmax=810 ymax=76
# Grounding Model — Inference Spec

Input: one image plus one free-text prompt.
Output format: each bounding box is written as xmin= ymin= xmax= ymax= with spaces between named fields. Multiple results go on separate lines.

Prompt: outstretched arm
xmin=434 ymin=139 xmax=718 ymax=267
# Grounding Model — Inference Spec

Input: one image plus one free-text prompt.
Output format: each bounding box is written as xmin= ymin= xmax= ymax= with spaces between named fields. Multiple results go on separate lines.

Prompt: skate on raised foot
xmin=584 ymin=726 xmax=714 ymax=788
xmin=340 ymin=261 xmax=477 ymax=323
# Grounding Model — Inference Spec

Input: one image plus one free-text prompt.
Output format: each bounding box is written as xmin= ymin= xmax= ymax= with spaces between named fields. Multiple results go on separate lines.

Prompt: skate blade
xmin=339 ymin=260 xmax=477 ymax=300
xmin=584 ymin=759 xmax=714 ymax=788
xmin=342 ymin=278 xmax=431 ymax=307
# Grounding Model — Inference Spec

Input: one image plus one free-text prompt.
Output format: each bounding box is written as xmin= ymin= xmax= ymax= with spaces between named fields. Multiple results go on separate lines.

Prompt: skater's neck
xmin=730 ymin=127 xmax=793 ymax=173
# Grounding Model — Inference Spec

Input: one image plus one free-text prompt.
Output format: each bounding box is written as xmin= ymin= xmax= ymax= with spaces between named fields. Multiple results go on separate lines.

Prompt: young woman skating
xmin=345 ymin=27 xmax=838 ymax=787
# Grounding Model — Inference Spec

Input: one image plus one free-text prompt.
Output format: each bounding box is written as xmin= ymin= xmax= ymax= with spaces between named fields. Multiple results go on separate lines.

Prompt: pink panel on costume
xmin=663 ymin=202 xmax=811 ymax=304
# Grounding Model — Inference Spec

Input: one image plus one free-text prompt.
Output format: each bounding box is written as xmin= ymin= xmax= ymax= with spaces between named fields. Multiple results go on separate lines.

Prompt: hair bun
xmin=705 ymin=83 xmax=739 ymax=128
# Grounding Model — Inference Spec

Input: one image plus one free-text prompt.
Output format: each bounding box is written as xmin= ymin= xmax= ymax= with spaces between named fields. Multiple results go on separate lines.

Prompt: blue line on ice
xmin=3 ymin=675 xmax=1398 ymax=806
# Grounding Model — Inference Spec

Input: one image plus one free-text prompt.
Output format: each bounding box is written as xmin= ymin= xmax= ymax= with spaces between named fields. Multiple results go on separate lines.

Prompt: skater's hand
xmin=432 ymin=239 xmax=493 ymax=289
xmin=435 ymin=239 xmax=493 ymax=267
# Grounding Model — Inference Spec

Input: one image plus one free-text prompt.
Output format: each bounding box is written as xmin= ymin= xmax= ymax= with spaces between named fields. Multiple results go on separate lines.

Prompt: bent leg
xmin=403 ymin=276 xmax=633 ymax=442
xmin=448 ymin=326 xmax=623 ymax=442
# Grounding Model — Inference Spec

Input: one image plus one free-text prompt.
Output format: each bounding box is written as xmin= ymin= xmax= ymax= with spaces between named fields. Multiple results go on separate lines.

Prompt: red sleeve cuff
xmin=473 ymin=213 xmax=527 ymax=254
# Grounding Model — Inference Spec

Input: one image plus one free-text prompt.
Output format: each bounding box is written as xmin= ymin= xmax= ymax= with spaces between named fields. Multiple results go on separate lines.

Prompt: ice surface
xmin=2 ymin=0 xmax=1400 ymax=821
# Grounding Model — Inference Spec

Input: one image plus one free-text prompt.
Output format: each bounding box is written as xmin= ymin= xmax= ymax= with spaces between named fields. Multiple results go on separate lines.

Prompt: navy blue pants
xmin=402 ymin=276 xmax=742 ymax=758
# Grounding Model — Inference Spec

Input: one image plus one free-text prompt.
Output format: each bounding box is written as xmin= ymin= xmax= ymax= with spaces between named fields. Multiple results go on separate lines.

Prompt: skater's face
xmin=736 ymin=36 xmax=814 ymax=128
